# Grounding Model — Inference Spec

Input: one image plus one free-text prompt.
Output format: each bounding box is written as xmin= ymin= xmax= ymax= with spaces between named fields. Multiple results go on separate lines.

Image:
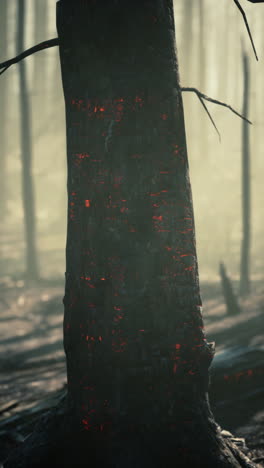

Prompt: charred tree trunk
xmin=240 ymin=53 xmax=251 ymax=296
xmin=55 ymin=1 xmax=255 ymax=466
xmin=17 ymin=0 xmax=39 ymax=279
xmin=0 ymin=0 xmax=8 ymax=218
xmin=59 ymin=0 xmax=212 ymax=427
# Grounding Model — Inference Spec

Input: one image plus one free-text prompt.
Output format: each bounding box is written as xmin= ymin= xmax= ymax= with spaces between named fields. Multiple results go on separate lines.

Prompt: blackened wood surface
xmin=57 ymin=0 xmax=214 ymax=430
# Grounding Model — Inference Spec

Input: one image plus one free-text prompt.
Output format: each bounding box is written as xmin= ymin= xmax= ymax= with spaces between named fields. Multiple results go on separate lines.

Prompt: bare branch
xmin=0 ymin=38 xmax=59 ymax=75
xmin=246 ymin=0 xmax=264 ymax=3
xmin=0 ymin=65 xmax=11 ymax=76
xmin=181 ymin=87 xmax=252 ymax=132
xmin=197 ymin=95 xmax=221 ymax=141
xmin=233 ymin=0 xmax=258 ymax=61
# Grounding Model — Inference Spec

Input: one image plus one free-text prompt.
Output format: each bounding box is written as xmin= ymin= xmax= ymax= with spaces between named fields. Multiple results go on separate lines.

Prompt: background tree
xmin=33 ymin=0 xmax=48 ymax=86
xmin=33 ymin=0 xmax=48 ymax=118
xmin=182 ymin=0 xmax=193 ymax=83
xmin=198 ymin=0 xmax=208 ymax=159
xmin=17 ymin=0 xmax=39 ymax=280
xmin=219 ymin=262 xmax=241 ymax=315
xmin=0 ymin=0 xmax=8 ymax=218
xmin=240 ymin=52 xmax=251 ymax=295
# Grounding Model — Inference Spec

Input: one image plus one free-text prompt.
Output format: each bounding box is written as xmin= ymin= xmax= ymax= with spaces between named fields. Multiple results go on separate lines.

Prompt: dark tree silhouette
xmin=218 ymin=3 xmax=230 ymax=100
xmin=240 ymin=52 xmax=251 ymax=296
xmin=33 ymin=0 xmax=48 ymax=109
xmin=34 ymin=0 xmax=48 ymax=81
xmin=55 ymin=1 xmax=255 ymax=466
xmin=17 ymin=0 xmax=39 ymax=279
xmin=198 ymin=0 xmax=208 ymax=159
xmin=220 ymin=262 xmax=241 ymax=315
xmin=198 ymin=0 xmax=206 ymax=92
xmin=182 ymin=0 xmax=193 ymax=82
xmin=0 ymin=0 xmax=8 ymax=217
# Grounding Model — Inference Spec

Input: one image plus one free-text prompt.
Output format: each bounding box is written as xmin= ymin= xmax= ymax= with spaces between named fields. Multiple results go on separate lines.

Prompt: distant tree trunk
xmin=33 ymin=0 xmax=48 ymax=105
xmin=54 ymin=1 xmax=255 ymax=466
xmin=0 ymin=0 xmax=8 ymax=217
xmin=218 ymin=4 xmax=229 ymax=100
xmin=182 ymin=0 xmax=193 ymax=83
xmin=240 ymin=53 xmax=251 ymax=296
xmin=17 ymin=0 xmax=39 ymax=279
xmin=220 ymin=263 xmax=241 ymax=315
xmin=198 ymin=0 xmax=206 ymax=90
xmin=198 ymin=0 xmax=208 ymax=159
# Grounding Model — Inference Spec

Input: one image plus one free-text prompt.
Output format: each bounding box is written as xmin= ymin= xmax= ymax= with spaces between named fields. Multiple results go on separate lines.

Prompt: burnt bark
xmin=17 ymin=0 xmax=39 ymax=279
xmin=55 ymin=0 xmax=255 ymax=465
xmin=58 ymin=0 xmax=213 ymax=428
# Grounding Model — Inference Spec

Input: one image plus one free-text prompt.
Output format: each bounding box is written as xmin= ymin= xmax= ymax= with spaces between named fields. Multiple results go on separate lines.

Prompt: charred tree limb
xmin=0 ymin=38 xmax=59 ymax=75
xmin=182 ymin=87 xmax=252 ymax=125
xmin=182 ymin=87 xmax=252 ymax=140
xmin=233 ymin=0 xmax=258 ymax=60
xmin=196 ymin=93 xmax=221 ymax=141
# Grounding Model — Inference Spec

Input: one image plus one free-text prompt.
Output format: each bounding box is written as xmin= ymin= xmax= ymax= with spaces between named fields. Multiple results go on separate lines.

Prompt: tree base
xmin=4 ymin=399 xmax=258 ymax=468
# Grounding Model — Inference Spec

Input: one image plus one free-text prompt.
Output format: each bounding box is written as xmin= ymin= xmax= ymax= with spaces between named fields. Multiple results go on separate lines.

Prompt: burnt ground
xmin=0 ymin=277 xmax=263 ymax=466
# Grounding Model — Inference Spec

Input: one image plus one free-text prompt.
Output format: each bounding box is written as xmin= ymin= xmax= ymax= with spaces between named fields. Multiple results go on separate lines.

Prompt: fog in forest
xmin=0 ymin=1 xmax=264 ymax=463
xmin=1 ymin=0 xmax=263 ymax=285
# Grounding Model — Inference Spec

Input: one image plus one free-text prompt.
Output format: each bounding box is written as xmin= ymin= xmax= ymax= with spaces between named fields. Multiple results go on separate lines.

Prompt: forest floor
xmin=0 ymin=276 xmax=263 ymax=466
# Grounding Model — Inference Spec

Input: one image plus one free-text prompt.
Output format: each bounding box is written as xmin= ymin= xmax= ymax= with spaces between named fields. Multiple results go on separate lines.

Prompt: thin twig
xmin=0 ymin=65 xmax=11 ymax=76
xmin=197 ymin=95 xmax=221 ymax=141
xmin=181 ymin=87 xmax=252 ymax=129
xmin=233 ymin=0 xmax=258 ymax=61
xmin=0 ymin=38 xmax=59 ymax=75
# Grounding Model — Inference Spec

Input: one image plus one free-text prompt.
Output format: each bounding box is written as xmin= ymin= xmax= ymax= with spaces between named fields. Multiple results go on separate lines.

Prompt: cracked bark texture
xmin=58 ymin=0 xmax=214 ymax=429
